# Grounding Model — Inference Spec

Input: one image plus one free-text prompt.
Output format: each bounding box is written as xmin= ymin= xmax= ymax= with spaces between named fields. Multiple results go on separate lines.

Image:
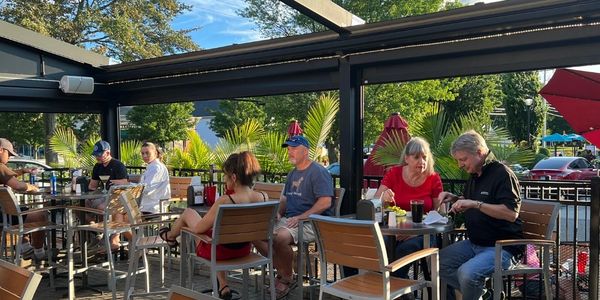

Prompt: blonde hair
xmin=141 ymin=142 xmax=163 ymax=161
xmin=400 ymin=137 xmax=435 ymax=175
xmin=451 ymin=130 xmax=488 ymax=156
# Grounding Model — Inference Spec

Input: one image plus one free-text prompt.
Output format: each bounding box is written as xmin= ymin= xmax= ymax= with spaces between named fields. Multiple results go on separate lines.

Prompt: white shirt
xmin=139 ymin=159 xmax=171 ymax=213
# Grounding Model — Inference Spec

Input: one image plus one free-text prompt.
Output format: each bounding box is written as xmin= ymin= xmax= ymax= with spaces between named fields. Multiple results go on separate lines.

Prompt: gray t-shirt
xmin=284 ymin=162 xmax=334 ymax=217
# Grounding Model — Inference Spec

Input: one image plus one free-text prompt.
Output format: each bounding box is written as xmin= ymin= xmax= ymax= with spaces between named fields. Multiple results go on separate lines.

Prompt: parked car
xmin=528 ymin=157 xmax=598 ymax=180
xmin=510 ymin=164 xmax=530 ymax=179
xmin=326 ymin=162 xmax=340 ymax=176
xmin=7 ymin=158 xmax=50 ymax=171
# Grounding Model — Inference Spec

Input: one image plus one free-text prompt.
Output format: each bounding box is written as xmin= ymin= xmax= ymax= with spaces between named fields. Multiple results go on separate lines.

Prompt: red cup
xmin=204 ymin=185 xmax=217 ymax=206
xmin=578 ymin=251 xmax=589 ymax=274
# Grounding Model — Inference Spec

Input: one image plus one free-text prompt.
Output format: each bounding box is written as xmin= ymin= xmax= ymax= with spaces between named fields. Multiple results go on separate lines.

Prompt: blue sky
xmin=172 ymin=0 xmax=262 ymax=50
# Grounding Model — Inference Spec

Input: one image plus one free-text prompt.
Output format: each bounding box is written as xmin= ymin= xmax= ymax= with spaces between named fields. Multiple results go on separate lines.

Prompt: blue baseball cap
xmin=92 ymin=140 xmax=111 ymax=156
xmin=282 ymin=135 xmax=310 ymax=148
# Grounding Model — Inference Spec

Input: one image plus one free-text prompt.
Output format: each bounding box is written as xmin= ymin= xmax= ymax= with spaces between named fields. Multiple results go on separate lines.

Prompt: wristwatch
xmin=476 ymin=201 xmax=483 ymax=210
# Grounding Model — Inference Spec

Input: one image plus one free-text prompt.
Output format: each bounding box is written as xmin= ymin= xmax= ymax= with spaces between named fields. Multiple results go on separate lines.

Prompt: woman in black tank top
xmin=158 ymin=151 xmax=265 ymax=299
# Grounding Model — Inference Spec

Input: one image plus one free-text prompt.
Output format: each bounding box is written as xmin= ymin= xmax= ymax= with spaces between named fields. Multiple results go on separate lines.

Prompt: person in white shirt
xmin=139 ymin=142 xmax=171 ymax=213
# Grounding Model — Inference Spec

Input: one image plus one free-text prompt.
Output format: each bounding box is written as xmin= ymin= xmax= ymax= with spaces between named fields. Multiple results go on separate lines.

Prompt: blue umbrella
xmin=541 ymin=133 xmax=571 ymax=143
xmin=565 ymin=133 xmax=586 ymax=142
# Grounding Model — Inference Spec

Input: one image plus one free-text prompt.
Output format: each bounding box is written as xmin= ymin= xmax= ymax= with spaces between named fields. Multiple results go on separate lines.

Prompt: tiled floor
xmin=30 ymin=253 xmax=336 ymax=299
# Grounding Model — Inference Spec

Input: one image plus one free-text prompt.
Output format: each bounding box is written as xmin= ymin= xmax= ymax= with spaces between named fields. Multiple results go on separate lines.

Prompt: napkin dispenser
xmin=356 ymin=198 xmax=383 ymax=222
xmin=187 ymin=185 xmax=204 ymax=206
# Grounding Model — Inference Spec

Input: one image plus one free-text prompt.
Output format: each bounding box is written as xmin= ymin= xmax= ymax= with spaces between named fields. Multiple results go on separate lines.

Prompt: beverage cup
xmin=410 ymin=199 xmax=425 ymax=223
xmin=75 ymin=184 xmax=82 ymax=195
xmin=204 ymin=185 xmax=217 ymax=206
xmin=578 ymin=251 xmax=589 ymax=274
xmin=388 ymin=211 xmax=397 ymax=227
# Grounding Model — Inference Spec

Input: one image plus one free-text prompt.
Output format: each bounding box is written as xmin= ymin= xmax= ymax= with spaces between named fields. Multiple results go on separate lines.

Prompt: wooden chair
xmin=0 ymin=187 xmax=62 ymax=285
xmin=181 ymin=201 xmax=280 ymax=299
xmin=493 ymin=199 xmax=559 ymax=300
xmin=252 ymin=182 xmax=284 ymax=200
xmin=0 ymin=259 xmax=42 ymax=300
xmin=160 ymin=177 xmax=192 ymax=213
xmin=168 ymin=285 xmax=219 ymax=300
xmin=65 ymin=184 xmax=141 ymax=300
xmin=310 ymin=214 xmax=439 ymax=300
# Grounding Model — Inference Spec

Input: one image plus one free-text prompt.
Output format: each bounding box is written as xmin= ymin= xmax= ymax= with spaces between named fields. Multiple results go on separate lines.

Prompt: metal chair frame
xmin=181 ymin=201 xmax=279 ymax=299
xmin=310 ymin=214 xmax=439 ymax=300
xmin=0 ymin=187 xmax=63 ymax=287
xmin=493 ymin=199 xmax=560 ymax=300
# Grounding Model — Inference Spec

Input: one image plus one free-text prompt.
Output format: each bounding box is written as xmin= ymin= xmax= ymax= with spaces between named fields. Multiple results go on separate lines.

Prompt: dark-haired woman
xmin=159 ymin=151 xmax=267 ymax=299
xmin=139 ymin=142 xmax=171 ymax=213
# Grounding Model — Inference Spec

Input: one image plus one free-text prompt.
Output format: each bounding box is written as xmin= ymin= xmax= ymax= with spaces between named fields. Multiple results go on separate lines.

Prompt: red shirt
xmin=381 ymin=165 xmax=443 ymax=212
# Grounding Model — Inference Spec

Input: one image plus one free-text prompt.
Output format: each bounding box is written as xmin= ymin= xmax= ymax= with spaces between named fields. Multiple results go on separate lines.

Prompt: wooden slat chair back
xmin=493 ymin=199 xmax=559 ymax=300
xmin=310 ymin=214 xmax=439 ymax=300
xmin=0 ymin=187 xmax=21 ymax=217
xmin=182 ymin=201 xmax=280 ymax=299
xmin=170 ymin=177 xmax=192 ymax=200
xmin=168 ymin=285 xmax=219 ymax=300
xmin=119 ymin=189 xmax=172 ymax=299
xmin=252 ymin=182 xmax=284 ymax=200
xmin=334 ymin=187 xmax=345 ymax=217
xmin=106 ymin=184 xmax=144 ymax=215
xmin=0 ymin=259 xmax=42 ymax=300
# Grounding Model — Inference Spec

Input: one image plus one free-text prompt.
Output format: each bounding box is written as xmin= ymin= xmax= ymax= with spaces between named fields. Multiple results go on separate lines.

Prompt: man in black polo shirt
xmin=438 ymin=130 xmax=523 ymax=300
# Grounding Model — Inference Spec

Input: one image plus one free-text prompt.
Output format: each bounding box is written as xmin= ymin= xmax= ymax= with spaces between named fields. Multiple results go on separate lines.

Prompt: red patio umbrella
xmin=363 ymin=113 xmax=411 ymax=177
xmin=539 ymin=68 xmax=600 ymax=147
xmin=287 ymin=120 xmax=303 ymax=137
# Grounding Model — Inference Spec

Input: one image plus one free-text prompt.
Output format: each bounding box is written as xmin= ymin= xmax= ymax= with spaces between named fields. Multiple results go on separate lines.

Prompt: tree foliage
xmin=0 ymin=0 xmax=199 ymax=62
xmin=126 ymin=103 xmax=197 ymax=145
xmin=501 ymin=72 xmax=543 ymax=145
xmin=209 ymin=101 xmax=267 ymax=138
xmin=0 ymin=113 xmax=45 ymax=155
xmin=442 ymin=75 xmax=503 ymax=127
xmin=57 ymin=114 xmax=101 ymax=142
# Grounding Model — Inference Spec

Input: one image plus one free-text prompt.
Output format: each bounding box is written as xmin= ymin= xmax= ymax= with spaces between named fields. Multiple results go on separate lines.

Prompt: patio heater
xmin=524 ymin=98 xmax=534 ymax=148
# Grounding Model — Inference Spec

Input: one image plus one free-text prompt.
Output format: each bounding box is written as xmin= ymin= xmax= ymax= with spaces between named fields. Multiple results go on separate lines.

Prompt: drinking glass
xmin=410 ymin=199 xmax=425 ymax=223
xmin=99 ymin=175 xmax=110 ymax=193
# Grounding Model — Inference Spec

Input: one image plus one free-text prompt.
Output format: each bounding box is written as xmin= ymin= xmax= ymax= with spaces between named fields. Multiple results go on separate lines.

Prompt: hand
xmin=382 ymin=189 xmax=395 ymax=206
xmin=22 ymin=167 xmax=36 ymax=174
xmin=449 ymin=199 xmax=477 ymax=213
xmin=286 ymin=216 xmax=300 ymax=228
xmin=439 ymin=192 xmax=459 ymax=203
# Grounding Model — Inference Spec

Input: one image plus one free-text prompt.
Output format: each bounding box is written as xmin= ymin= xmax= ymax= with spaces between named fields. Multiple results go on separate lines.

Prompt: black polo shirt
xmin=91 ymin=158 xmax=128 ymax=188
xmin=463 ymin=154 xmax=524 ymax=256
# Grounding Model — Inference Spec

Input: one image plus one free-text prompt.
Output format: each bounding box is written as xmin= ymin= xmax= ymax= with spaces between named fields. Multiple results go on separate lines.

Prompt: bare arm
xmin=278 ymin=194 xmax=287 ymax=218
xmin=5 ymin=177 xmax=37 ymax=192
xmin=449 ymin=199 xmax=519 ymax=222
xmin=109 ymin=179 xmax=129 ymax=185
xmin=286 ymin=196 xmax=332 ymax=228
xmin=89 ymin=179 xmax=99 ymax=191
xmin=374 ymin=184 xmax=395 ymax=205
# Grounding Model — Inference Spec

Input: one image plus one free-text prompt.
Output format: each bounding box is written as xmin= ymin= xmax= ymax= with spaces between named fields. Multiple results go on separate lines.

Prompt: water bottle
xmin=50 ymin=171 xmax=57 ymax=195
xmin=29 ymin=173 xmax=36 ymax=185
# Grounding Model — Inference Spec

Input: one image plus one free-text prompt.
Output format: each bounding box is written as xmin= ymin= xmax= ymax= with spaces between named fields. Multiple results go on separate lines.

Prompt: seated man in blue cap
xmin=87 ymin=140 xmax=129 ymax=252
xmin=254 ymin=135 xmax=334 ymax=299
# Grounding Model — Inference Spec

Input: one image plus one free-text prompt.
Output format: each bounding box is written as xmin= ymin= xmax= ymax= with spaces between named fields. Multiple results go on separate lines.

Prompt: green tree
xmin=1 ymin=0 xmax=199 ymax=162
xmin=502 ymin=72 xmax=543 ymax=145
xmin=126 ymin=103 xmax=197 ymax=145
xmin=0 ymin=0 xmax=198 ymax=62
xmin=57 ymin=114 xmax=101 ymax=142
xmin=209 ymin=101 xmax=267 ymax=137
xmin=442 ymin=75 xmax=503 ymax=127
xmin=0 ymin=113 xmax=45 ymax=157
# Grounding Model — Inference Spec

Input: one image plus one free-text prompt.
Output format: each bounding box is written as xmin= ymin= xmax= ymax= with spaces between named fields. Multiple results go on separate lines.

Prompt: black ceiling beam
xmin=100 ymin=0 xmax=600 ymax=83
xmin=0 ymin=98 xmax=105 ymax=113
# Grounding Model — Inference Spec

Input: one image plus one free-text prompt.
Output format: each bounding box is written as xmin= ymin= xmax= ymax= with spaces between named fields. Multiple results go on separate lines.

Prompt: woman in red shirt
xmin=374 ymin=136 xmax=443 ymax=279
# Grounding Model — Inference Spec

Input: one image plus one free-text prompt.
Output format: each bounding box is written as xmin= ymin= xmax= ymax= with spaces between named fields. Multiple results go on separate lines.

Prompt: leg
xmin=168 ymin=208 xmax=202 ymax=240
xmin=440 ymin=240 xmax=476 ymax=300
xmin=272 ymin=228 xmax=295 ymax=280
xmin=217 ymin=271 xmax=232 ymax=299
xmin=455 ymin=245 xmax=514 ymax=300
xmin=392 ymin=236 xmax=425 ymax=278
xmin=25 ymin=211 xmax=46 ymax=249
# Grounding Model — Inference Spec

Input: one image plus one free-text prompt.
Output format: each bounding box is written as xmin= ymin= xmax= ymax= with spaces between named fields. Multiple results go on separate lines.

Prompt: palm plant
xmin=167 ymin=130 xmax=215 ymax=169
xmin=302 ymin=93 xmax=339 ymax=161
xmin=50 ymin=126 xmax=145 ymax=172
xmin=372 ymin=106 xmax=536 ymax=180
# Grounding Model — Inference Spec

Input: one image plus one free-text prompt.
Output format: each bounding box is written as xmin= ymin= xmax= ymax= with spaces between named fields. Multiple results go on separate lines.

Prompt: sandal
xmin=159 ymin=227 xmax=179 ymax=248
xmin=218 ymin=284 xmax=232 ymax=300
xmin=275 ymin=276 xmax=297 ymax=299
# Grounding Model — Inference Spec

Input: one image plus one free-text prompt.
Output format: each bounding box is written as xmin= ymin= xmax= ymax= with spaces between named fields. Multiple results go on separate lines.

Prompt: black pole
xmin=589 ymin=176 xmax=599 ymax=300
xmin=527 ymin=107 xmax=531 ymax=147
xmin=101 ymin=101 xmax=121 ymax=159
xmin=338 ymin=58 xmax=363 ymax=215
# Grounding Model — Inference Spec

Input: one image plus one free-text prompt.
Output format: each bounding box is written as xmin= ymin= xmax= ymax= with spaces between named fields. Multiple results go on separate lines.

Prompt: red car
xmin=528 ymin=157 xmax=598 ymax=180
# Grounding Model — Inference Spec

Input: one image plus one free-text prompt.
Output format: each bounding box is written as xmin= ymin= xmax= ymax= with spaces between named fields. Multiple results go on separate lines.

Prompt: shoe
xmin=275 ymin=276 xmax=297 ymax=299
xmin=219 ymin=285 xmax=232 ymax=300
xmin=159 ymin=227 xmax=179 ymax=248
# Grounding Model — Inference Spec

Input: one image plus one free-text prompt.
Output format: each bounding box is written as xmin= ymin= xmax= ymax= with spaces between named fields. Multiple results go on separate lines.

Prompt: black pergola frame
xmin=3 ymin=0 xmax=600 ymax=298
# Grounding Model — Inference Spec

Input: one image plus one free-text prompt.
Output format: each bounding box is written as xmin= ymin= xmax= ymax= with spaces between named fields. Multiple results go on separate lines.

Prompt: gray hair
xmin=451 ymin=130 xmax=488 ymax=155
xmin=400 ymin=137 xmax=435 ymax=175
